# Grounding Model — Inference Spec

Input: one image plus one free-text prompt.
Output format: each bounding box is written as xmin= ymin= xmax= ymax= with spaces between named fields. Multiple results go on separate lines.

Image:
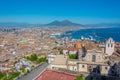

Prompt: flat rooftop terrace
xmin=35 ymin=70 xmax=77 ymax=80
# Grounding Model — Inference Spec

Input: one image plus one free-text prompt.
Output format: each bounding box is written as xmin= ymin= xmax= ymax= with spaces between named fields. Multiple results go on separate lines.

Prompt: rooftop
xmin=75 ymin=41 xmax=82 ymax=49
xmin=62 ymin=47 xmax=78 ymax=51
xmin=52 ymin=55 xmax=67 ymax=65
xmin=35 ymin=70 xmax=77 ymax=80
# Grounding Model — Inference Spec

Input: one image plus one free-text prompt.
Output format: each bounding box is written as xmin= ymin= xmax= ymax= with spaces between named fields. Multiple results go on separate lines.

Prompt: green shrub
xmin=69 ymin=54 xmax=76 ymax=59
xmin=27 ymin=54 xmax=38 ymax=61
xmin=75 ymin=74 xmax=84 ymax=80
xmin=37 ymin=57 xmax=47 ymax=64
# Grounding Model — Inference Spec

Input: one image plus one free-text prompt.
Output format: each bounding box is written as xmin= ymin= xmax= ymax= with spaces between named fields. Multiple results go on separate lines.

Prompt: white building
xmin=105 ymin=38 xmax=115 ymax=56
xmin=62 ymin=47 xmax=78 ymax=55
xmin=49 ymin=39 xmax=120 ymax=76
xmin=50 ymin=55 xmax=67 ymax=69
xmin=68 ymin=49 xmax=110 ymax=75
xmin=15 ymin=58 xmax=31 ymax=72
xmin=48 ymin=53 xmax=56 ymax=64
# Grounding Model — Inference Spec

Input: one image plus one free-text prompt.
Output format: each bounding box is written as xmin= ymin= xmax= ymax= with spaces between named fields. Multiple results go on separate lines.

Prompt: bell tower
xmin=105 ymin=38 xmax=115 ymax=55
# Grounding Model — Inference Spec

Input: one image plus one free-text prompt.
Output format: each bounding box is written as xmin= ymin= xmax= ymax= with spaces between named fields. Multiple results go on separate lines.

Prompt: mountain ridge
xmin=45 ymin=20 xmax=84 ymax=26
xmin=0 ymin=20 xmax=120 ymax=28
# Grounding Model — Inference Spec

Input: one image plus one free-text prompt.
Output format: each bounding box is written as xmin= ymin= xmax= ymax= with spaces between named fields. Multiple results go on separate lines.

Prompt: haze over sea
xmin=62 ymin=27 xmax=120 ymax=42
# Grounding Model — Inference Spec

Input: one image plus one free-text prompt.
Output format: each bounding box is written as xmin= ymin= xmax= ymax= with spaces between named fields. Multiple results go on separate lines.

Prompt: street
xmin=17 ymin=62 xmax=49 ymax=80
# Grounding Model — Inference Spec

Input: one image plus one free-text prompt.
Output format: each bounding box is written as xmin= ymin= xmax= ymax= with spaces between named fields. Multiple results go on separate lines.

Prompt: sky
xmin=0 ymin=0 xmax=120 ymax=24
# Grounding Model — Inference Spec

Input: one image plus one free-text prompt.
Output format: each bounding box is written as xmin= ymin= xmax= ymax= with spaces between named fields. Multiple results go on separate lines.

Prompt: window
xmin=82 ymin=65 xmax=85 ymax=68
xmin=75 ymin=69 xmax=76 ymax=71
xmin=111 ymin=44 xmax=113 ymax=47
xmin=110 ymin=40 xmax=111 ymax=43
xmin=105 ymin=67 xmax=107 ymax=70
xmin=52 ymin=67 xmax=55 ymax=69
xmin=89 ymin=66 xmax=92 ymax=68
xmin=108 ymin=44 xmax=110 ymax=47
xmin=92 ymin=55 xmax=96 ymax=62
xmin=73 ymin=66 xmax=74 ymax=70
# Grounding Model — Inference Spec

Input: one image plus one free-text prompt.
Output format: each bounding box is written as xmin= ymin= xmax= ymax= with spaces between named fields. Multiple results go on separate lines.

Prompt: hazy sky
xmin=0 ymin=0 xmax=120 ymax=24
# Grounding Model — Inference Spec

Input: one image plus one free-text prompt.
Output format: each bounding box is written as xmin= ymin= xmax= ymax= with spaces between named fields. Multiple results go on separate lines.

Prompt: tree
xmin=69 ymin=54 xmax=76 ymax=59
xmin=37 ymin=58 xmax=43 ymax=63
xmin=60 ymin=50 xmax=63 ymax=54
xmin=21 ymin=68 xmax=27 ymax=75
xmin=27 ymin=54 xmax=38 ymax=61
xmin=37 ymin=57 xmax=47 ymax=64
xmin=8 ymin=72 xmax=20 ymax=80
xmin=30 ymin=54 xmax=38 ymax=61
xmin=75 ymin=74 xmax=84 ymax=80
xmin=0 ymin=72 xmax=7 ymax=79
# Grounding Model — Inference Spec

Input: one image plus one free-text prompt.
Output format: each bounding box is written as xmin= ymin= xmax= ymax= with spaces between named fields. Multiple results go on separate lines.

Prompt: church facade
xmin=49 ymin=38 xmax=120 ymax=76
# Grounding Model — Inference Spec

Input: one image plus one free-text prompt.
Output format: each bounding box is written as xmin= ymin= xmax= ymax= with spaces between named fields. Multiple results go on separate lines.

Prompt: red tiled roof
xmin=75 ymin=42 xmax=82 ymax=49
xmin=62 ymin=47 xmax=78 ymax=51
xmin=36 ymin=70 xmax=77 ymax=80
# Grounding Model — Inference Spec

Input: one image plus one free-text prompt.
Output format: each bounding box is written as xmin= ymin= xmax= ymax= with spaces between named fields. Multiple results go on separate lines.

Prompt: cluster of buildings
xmin=15 ymin=58 xmax=32 ymax=73
xmin=48 ymin=38 xmax=120 ymax=78
xmin=0 ymin=26 xmax=120 ymax=80
xmin=0 ymin=27 xmax=64 ymax=74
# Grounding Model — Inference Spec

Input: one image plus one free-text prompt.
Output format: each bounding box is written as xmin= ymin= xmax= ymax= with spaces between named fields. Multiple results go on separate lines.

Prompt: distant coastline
xmin=61 ymin=27 xmax=120 ymax=42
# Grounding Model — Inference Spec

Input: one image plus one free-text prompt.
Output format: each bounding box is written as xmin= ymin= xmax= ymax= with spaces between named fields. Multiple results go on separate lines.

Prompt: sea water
xmin=61 ymin=28 xmax=120 ymax=42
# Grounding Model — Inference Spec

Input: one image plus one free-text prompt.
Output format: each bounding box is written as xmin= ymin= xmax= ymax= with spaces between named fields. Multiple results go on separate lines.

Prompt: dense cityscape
xmin=0 ymin=0 xmax=120 ymax=80
xmin=0 ymin=25 xmax=120 ymax=80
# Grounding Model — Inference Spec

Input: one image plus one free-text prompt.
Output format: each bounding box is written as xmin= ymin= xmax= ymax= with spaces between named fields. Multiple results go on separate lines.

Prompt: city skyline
xmin=0 ymin=0 xmax=120 ymax=24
